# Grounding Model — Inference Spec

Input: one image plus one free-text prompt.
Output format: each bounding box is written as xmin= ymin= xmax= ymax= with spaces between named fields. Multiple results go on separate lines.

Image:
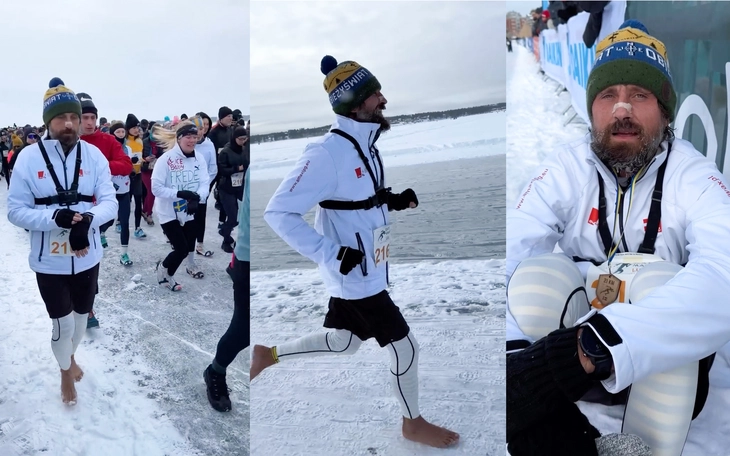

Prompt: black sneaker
xmin=204 ymin=365 xmax=231 ymax=412
xmin=221 ymin=241 xmax=234 ymax=253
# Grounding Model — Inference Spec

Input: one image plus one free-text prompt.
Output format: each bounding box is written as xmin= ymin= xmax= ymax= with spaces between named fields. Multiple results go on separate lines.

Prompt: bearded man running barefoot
xmin=7 ymin=78 xmax=117 ymax=405
xmin=251 ymin=56 xmax=459 ymax=449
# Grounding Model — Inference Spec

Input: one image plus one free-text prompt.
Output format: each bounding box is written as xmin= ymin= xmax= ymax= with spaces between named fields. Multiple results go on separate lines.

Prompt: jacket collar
xmin=330 ymin=115 xmax=381 ymax=149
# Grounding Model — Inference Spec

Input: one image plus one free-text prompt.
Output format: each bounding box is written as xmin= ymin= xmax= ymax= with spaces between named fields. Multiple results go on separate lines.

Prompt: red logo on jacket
xmin=587 ymin=207 xmax=599 ymax=225
xmin=355 ymin=167 xmax=363 ymax=178
xmin=643 ymin=218 xmax=662 ymax=232
xmin=37 ymin=171 xmax=45 ymax=179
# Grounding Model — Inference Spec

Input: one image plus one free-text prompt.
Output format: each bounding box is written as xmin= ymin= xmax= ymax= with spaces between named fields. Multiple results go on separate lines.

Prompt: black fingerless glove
xmin=388 ymin=188 xmax=418 ymax=211
xmin=337 ymin=246 xmax=364 ymax=275
xmin=507 ymin=326 xmax=596 ymax=444
xmin=185 ymin=199 xmax=199 ymax=215
xmin=53 ymin=208 xmax=77 ymax=228
xmin=69 ymin=214 xmax=93 ymax=251
xmin=177 ymin=190 xmax=200 ymax=200
xmin=131 ymin=156 xmax=139 ymax=164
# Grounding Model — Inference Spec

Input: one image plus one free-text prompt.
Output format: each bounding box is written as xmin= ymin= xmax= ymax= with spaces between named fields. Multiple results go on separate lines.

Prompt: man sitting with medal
xmin=506 ymin=20 xmax=730 ymax=456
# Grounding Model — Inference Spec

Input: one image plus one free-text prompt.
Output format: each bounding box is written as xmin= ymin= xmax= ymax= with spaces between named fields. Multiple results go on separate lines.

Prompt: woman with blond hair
xmin=151 ymin=120 xmax=210 ymax=291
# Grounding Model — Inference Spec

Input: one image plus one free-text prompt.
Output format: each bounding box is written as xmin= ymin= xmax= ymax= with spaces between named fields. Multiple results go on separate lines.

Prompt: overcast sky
xmin=251 ymin=1 xmax=506 ymax=134
xmin=0 ymin=0 xmax=249 ymax=127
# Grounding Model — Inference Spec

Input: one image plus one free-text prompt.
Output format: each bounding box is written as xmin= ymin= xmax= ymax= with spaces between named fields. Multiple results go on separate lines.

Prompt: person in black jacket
xmin=216 ymin=126 xmax=248 ymax=253
xmin=209 ymin=106 xmax=234 ymax=152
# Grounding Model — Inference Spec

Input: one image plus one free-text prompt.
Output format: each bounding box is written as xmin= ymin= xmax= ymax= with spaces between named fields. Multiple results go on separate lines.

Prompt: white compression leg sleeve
xmin=388 ymin=333 xmax=420 ymax=419
xmin=622 ymin=261 xmax=697 ymax=456
xmin=508 ymin=253 xmax=591 ymax=340
xmin=275 ymin=329 xmax=363 ymax=361
xmin=71 ymin=311 xmax=88 ymax=354
xmin=52 ymin=313 xmax=75 ymax=370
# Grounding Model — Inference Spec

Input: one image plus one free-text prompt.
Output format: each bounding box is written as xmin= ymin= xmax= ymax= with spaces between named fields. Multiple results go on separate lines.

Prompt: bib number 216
xmin=373 ymin=225 xmax=391 ymax=267
xmin=50 ymin=229 xmax=75 ymax=256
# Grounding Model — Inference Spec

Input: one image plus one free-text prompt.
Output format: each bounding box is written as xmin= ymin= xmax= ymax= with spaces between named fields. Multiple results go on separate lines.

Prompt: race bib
xmin=586 ymin=253 xmax=664 ymax=308
xmin=49 ymin=229 xmax=74 ymax=256
xmin=111 ymin=175 xmax=130 ymax=194
xmin=373 ymin=225 xmax=391 ymax=267
xmin=231 ymin=172 xmax=244 ymax=187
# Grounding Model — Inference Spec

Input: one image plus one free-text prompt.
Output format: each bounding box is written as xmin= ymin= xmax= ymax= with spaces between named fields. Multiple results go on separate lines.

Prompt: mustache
xmin=610 ymin=119 xmax=642 ymax=135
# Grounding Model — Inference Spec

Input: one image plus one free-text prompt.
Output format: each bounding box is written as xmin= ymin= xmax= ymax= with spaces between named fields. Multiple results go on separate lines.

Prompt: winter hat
xmin=11 ymin=134 xmax=23 ymax=148
xmin=164 ymin=116 xmax=170 ymax=122
xmin=218 ymin=106 xmax=233 ymax=120
xmin=42 ymin=77 xmax=82 ymax=126
xmin=232 ymin=109 xmax=242 ymax=121
xmin=180 ymin=114 xmax=188 ymax=120
xmin=109 ymin=121 xmax=125 ymax=136
xmin=99 ymin=117 xmax=108 ymax=125
xmin=320 ymin=55 xmax=381 ymax=116
xmin=233 ymin=126 xmax=248 ymax=139
xmin=140 ymin=119 xmax=149 ymax=129
xmin=125 ymin=113 xmax=140 ymax=130
xmin=76 ymin=92 xmax=98 ymax=116
xmin=587 ymin=19 xmax=675 ymax=121
xmin=542 ymin=10 xmax=550 ymax=19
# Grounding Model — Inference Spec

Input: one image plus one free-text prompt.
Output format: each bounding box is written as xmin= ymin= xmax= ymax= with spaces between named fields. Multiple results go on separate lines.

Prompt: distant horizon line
xmin=253 ymin=102 xmax=506 ymax=136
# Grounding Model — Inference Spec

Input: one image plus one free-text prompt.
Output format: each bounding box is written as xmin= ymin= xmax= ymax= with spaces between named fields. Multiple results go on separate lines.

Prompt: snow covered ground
xmin=251 ymin=113 xmax=506 ymax=181
xmin=0 ymin=191 xmax=249 ymax=456
xmin=250 ymin=112 xmax=507 ymax=454
xmin=507 ymin=43 xmax=730 ymax=456
xmin=250 ymin=260 xmax=506 ymax=456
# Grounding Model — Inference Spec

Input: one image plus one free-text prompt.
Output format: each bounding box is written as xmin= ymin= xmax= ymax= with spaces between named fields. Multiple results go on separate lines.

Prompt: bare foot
xmin=70 ymin=355 xmax=84 ymax=382
xmin=250 ymin=345 xmax=277 ymax=380
xmin=402 ymin=416 xmax=459 ymax=448
xmin=60 ymin=369 xmax=78 ymax=405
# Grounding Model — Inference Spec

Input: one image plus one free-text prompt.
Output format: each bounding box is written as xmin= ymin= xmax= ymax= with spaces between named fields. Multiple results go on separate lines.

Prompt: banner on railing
xmin=540 ymin=29 xmax=564 ymax=86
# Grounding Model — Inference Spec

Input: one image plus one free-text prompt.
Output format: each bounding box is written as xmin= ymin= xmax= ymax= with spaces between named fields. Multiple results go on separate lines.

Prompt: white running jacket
xmin=151 ymin=144 xmax=210 ymax=225
xmin=507 ymin=136 xmax=730 ymax=392
xmin=195 ymin=137 xmax=217 ymax=202
xmin=265 ymin=115 xmax=391 ymax=299
xmin=7 ymin=138 xmax=118 ymax=275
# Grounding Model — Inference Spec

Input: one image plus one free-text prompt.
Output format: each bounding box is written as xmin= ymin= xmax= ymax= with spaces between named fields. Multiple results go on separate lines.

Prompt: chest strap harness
xmin=34 ymin=140 xmax=94 ymax=207
xmin=319 ymin=128 xmax=391 ymax=211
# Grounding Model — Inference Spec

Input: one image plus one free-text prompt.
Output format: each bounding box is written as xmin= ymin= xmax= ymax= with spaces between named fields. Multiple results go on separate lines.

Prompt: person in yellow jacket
xmin=124 ymin=114 xmax=146 ymax=238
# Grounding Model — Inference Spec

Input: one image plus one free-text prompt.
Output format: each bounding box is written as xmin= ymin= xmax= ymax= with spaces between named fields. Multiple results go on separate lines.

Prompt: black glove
xmin=185 ymin=199 xmax=199 ymax=215
xmin=507 ymin=326 xmax=597 ymax=452
xmin=388 ymin=188 xmax=418 ymax=211
xmin=177 ymin=190 xmax=200 ymax=200
xmin=508 ymin=398 xmax=600 ymax=456
xmin=53 ymin=208 xmax=78 ymax=228
xmin=131 ymin=156 xmax=139 ymax=164
xmin=69 ymin=214 xmax=93 ymax=251
xmin=337 ymin=246 xmax=364 ymax=275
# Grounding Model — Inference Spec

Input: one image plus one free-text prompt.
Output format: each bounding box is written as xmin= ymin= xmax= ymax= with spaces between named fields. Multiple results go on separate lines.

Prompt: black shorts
xmin=36 ymin=263 xmax=100 ymax=319
xmin=323 ymin=290 xmax=410 ymax=347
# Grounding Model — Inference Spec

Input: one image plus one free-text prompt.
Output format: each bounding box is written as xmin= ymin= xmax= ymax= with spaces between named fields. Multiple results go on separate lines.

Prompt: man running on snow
xmin=7 ymin=78 xmax=118 ymax=405
xmin=250 ymin=56 xmax=459 ymax=449
xmin=78 ymin=93 xmax=134 ymax=328
xmin=506 ymin=21 xmax=730 ymax=456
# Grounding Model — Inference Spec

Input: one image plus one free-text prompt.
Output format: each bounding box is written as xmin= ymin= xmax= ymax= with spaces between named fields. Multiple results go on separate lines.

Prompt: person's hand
xmin=185 ymin=199 xmax=199 ymax=215
xmin=53 ymin=209 xmax=80 ymax=228
xmin=177 ymin=190 xmax=200 ymax=200
xmin=337 ymin=246 xmax=364 ymax=275
xmin=388 ymin=188 xmax=419 ymax=211
xmin=69 ymin=214 xmax=92 ymax=252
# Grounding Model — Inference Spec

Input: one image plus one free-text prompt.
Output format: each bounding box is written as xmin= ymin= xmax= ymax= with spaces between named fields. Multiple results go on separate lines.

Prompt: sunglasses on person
xmin=27 ymin=133 xmax=38 ymax=140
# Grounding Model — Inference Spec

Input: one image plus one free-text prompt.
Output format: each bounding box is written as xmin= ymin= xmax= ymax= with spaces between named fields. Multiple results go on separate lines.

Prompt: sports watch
xmin=578 ymin=326 xmax=613 ymax=380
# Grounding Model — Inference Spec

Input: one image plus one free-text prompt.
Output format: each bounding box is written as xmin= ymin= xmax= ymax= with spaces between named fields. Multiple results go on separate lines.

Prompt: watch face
xmin=580 ymin=327 xmax=609 ymax=359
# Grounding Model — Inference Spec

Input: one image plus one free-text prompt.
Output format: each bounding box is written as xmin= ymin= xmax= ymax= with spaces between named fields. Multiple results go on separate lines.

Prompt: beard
xmin=354 ymin=104 xmax=391 ymax=132
xmin=590 ymin=118 xmax=665 ymax=176
xmin=50 ymin=126 xmax=79 ymax=151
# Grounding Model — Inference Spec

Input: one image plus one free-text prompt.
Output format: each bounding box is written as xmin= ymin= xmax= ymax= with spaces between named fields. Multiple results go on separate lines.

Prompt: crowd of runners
xmin=4 ymin=78 xmax=250 ymax=413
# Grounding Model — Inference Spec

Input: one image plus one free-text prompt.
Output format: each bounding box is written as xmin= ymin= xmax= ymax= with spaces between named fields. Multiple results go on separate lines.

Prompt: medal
xmin=595 ymin=273 xmax=621 ymax=308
